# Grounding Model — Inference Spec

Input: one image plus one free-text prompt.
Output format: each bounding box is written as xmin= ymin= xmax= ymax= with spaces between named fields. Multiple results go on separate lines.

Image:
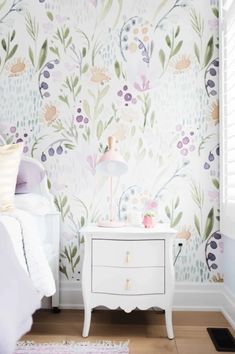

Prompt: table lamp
xmin=96 ymin=136 xmax=128 ymax=227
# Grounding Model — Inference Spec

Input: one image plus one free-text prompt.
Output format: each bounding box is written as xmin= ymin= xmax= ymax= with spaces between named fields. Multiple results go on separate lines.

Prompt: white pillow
xmin=14 ymin=193 xmax=53 ymax=215
xmin=0 ymin=143 xmax=23 ymax=212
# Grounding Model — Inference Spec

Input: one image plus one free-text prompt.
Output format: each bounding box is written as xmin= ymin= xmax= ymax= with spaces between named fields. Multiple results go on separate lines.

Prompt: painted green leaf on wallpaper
xmin=212 ymin=178 xmax=219 ymax=190
xmin=194 ymin=43 xmax=200 ymax=63
xmin=37 ymin=39 xmax=48 ymax=70
xmin=83 ymin=100 xmax=90 ymax=117
xmin=80 ymin=216 xmax=85 ymax=227
xmin=212 ymin=7 xmax=219 ymax=18
xmin=47 ymin=11 xmax=54 ymax=21
xmin=96 ymin=121 xmax=103 ymax=139
xmin=82 ymin=63 xmax=89 ymax=73
xmin=204 ymin=36 xmax=214 ymax=67
xmin=175 ymin=196 xmax=180 ymax=209
xmin=165 ymin=35 xmax=171 ymax=48
xmin=100 ymin=0 xmax=113 ymax=21
xmin=175 ymin=26 xmax=180 ymax=38
xmin=172 ymin=212 xmax=183 ymax=227
xmin=159 ymin=49 xmax=165 ymax=68
xmin=10 ymin=30 xmax=15 ymax=42
xmin=82 ymin=47 xmax=86 ymax=57
xmin=165 ymin=206 xmax=171 ymax=218
xmin=0 ymin=0 xmax=7 ymax=12
xmin=1 ymin=39 xmax=6 ymax=51
xmin=73 ymin=255 xmax=80 ymax=268
xmin=28 ymin=46 xmax=34 ymax=65
xmin=194 ymin=214 xmax=201 ymax=235
xmin=204 ymin=207 xmax=214 ymax=240
xmin=114 ymin=60 xmax=121 ymax=78
xmin=173 ymin=40 xmax=183 ymax=56
xmin=7 ymin=44 xmax=18 ymax=60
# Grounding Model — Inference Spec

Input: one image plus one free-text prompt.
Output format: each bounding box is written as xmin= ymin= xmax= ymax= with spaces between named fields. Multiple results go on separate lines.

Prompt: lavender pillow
xmin=15 ymin=159 xmax=45 ymax=194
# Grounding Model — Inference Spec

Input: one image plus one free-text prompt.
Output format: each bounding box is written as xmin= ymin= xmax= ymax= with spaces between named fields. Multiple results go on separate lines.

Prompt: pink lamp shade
xmin=96 ymin=137 xmax=128 ymax=176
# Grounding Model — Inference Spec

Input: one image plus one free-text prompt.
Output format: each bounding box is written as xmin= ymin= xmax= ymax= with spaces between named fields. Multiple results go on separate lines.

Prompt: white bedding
xmin=0 ymin=223 xmax=40 ymax=354
xmin=0 ymin=209 xmax=55 ymax=297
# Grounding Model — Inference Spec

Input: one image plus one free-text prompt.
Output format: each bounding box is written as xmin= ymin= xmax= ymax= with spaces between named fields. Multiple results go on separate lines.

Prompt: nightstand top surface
xmin=80 ymin=223 xmax=176 ymax=234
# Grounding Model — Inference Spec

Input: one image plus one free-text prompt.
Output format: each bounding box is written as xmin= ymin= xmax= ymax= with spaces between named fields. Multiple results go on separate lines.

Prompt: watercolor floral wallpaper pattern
xmin=0 ymin=0 xmax=221 ymax=283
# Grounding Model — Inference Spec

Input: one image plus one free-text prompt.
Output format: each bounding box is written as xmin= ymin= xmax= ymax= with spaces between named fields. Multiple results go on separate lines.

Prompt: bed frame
xmin=0 ymin=134 xmax=60 ymax=312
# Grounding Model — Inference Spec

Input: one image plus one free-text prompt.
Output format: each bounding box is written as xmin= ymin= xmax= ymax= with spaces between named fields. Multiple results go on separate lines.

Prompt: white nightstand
xmin=80 ymin=224 xmax=176 ymax=339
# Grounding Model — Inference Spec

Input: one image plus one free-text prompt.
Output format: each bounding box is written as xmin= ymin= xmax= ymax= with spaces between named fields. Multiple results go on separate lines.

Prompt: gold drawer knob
xmin=125 ymin=251 xmax=131 ymax=264
xmin=125 ymin=278 xmax=131 ymax=290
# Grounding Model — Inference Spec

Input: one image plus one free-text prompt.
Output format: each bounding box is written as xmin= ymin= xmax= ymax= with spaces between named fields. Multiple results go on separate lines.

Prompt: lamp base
xmin=98 ymin=220 xmax=126 ymax=228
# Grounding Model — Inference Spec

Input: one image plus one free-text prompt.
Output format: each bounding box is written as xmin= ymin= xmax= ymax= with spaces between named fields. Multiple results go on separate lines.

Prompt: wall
xmin=223 ymin=236 xmax=235 ymax=294
xmin=0 ymin=0 xmax=220 ymax=284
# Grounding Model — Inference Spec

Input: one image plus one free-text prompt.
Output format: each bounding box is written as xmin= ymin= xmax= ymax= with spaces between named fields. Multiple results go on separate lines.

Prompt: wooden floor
xmin=23 ymin=309 xmax=234 ymax=354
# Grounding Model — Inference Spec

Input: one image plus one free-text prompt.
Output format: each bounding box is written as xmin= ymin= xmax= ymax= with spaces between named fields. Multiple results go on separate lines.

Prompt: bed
xmin=0 ymin=135 xmax=60 ymax=354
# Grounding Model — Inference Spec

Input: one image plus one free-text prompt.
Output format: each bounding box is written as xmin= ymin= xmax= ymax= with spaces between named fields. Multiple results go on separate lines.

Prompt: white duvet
xmin=0 ymin=209 xmax=55 ymax=297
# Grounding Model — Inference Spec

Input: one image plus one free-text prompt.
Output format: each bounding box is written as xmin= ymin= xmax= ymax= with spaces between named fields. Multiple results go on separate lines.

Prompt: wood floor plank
xmin=24 ymin=310 xmax=233 ymax=354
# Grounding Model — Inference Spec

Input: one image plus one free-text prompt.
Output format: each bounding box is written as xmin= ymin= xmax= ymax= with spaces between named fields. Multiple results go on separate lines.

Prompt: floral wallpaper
xmin=0 ymin=0 xmax=221 ymax=283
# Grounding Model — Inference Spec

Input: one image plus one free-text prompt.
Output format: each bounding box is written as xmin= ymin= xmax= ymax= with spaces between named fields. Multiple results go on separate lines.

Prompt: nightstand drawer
xmin=92 ymin=239 xmax=164 ymax=267
xmin=92 ymin=266 xmax=164 ymax=295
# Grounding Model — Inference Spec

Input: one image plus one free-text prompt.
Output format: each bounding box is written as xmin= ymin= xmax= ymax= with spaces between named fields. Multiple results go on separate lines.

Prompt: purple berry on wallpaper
xmin=210 ymin=90 xmax=217 ymax=96
xmin=211 ymin=263 xmax=218 ymax=269
xmin=24 ymin=133 xmax=28 ymax=137
xmin=190 ymin=131 xmax=194 ymax=136
xmin=123 ymin=85 xmax=128 ymax=91
xmin=54 ymin=59 xmax=59 ymax=65
xmin=177 ymin=141 xmax=183 ymax=149
xmin=10 ymin=126 xmax=16 ymax=133
xmin=41 ymin=82 xmax=48 ymax=89
xmin=44 ymin=92 xmax=50 ymax=98
xmin=214 ymin=60 xmax=219 ymax=67
xmin=41 ymin=153 xmax=47 ymax=162
xmin=216 ymin=146 xmax=219 ymax=155
xmin=48 ymin=147 xmax=55 ymax=156
xmin=204 ymin=162 xmax=210 ymax=169
xmin=214 ymin=232 xmax=221 ymax=239
xmin=208 ymin=152 xmax=214 ymax=161
xmin=124 ymin=93 xmax=132 ymax=101
xmin=47 ymin=63 xmax=54 ymax=69
xmin=15 ymin=133 xmax=19 ymax=138
xmin=56 ymin=146 xmax=63 ymax=155
xmin=210 ymin=241 xmax=217 ymax=249
xmin=180 ymin=148 xmax=188 ymax=156
xmin=76 ymin=115 xmax=83 ymax=123
xmin=210 ymin=68 xmax=216 ymax=76
xmin=207 ymin=80 xmax=215 ymax=88
xmin=117 ymin=90 xmax=123 ymax=96
xmin=23 ymin=146 xmax=28 ymax=153
xmin=84 ymin=117 xmax=89 ymax=124
xmin=77 ymin=108 xmax=81 ymax=113
xmin=43 ymin=70 xmax=50 ymax=78
xmin=208 ymin=252 xmax=216 ymax=261
xmin=16 ymin=138 xmax=23 ymax=143
xmin=182 ymin=136 xmax=190 ymax=145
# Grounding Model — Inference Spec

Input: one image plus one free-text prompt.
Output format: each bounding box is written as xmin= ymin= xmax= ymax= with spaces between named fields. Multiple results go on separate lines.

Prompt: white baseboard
xmin=43 ymin=281 xmax=235 ymax=329
xmin=221 ymin=285 xmax=235 ymax=329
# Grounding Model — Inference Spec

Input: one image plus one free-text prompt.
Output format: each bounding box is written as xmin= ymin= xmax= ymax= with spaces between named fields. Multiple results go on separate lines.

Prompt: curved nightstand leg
xmin=82 ymin=306 xmax=92 ymax=337
xmin=165 ymin=308 xmax=174 ymax=339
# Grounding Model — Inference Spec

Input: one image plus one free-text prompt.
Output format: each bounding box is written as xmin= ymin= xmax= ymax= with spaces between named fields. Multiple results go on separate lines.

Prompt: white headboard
xmin=0 ymin=133 xmax=56 ymax=211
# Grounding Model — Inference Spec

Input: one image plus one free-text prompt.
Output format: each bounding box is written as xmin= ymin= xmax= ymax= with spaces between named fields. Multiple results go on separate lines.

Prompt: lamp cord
xmin=174 ymin=243 xmax=183 ymax=265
